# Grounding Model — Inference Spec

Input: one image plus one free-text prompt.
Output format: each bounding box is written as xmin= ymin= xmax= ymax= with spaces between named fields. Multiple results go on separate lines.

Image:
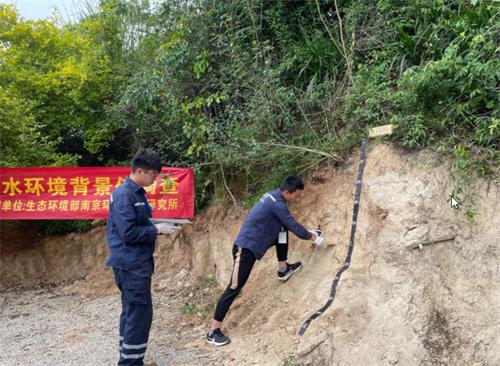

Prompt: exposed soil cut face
xmin=180 ymin=143 xmax=500 ymax=366
xmin=0 ymin=221 xmax=109 ymax=291
xmin=1 ymin=143 xmax=499 ymax=366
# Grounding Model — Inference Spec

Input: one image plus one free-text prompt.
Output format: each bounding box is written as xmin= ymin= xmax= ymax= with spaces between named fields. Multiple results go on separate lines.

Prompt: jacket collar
xmin=125 ymin=176 xmax=145 ymax=194
xmin=271 ymin=189 xmax=285 ymax=202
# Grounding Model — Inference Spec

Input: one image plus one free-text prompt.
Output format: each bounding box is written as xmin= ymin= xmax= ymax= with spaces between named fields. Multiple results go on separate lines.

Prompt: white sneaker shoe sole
xmin=277 ymin=263 xmax=303 ymax=282
xmin=207 ymin=337 xmax=231 ymax=346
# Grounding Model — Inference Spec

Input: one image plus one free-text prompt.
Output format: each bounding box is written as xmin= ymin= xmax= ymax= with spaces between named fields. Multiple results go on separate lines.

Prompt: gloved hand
xmin=314 ymin=235 xmax=325 ymax=248
xmin=155 ymin=223 xmax=178 ymax=235
xmin=308 ymin=229 xmax=325 ymax=248
xmin=309 ymin=229 xmax=322 ymax=237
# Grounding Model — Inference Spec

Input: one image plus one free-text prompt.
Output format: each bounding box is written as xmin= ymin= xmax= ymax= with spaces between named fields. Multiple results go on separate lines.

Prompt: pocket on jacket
xmin=134 ymin=205 xmax=151 ymax=225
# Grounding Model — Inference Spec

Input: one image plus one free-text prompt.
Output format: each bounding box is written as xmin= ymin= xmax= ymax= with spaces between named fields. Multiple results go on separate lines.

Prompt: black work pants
xmin=213 ymin=243 xmax=287 ymax=322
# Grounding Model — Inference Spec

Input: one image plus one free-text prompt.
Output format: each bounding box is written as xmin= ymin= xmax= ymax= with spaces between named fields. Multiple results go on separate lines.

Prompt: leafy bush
xmin=36 ymin=220 xmax=93 ymax=235
xmin=2 ymin=0 xmax=498 ymax=216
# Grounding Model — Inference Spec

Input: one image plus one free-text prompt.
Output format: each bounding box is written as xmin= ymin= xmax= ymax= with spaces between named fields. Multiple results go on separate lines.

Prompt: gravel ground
xmin=0 ymin=288 xmax=217 ymax=366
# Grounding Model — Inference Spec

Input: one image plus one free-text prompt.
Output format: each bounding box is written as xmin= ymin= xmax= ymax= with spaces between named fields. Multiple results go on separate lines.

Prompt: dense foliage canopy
xmin=1 ymin=0 xmax=498 ymax=210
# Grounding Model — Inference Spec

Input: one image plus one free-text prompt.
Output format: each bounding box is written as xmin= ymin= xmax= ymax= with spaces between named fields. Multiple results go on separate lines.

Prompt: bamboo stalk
xmin=257 ymin=142 xmax=341 ymax=161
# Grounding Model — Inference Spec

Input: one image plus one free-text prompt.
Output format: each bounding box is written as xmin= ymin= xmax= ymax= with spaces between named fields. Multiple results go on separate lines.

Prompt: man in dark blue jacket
xmin=207 ymin=175 xmax=325 ymax=346
xmin=106 ymin=149 xmax=173 ymax=366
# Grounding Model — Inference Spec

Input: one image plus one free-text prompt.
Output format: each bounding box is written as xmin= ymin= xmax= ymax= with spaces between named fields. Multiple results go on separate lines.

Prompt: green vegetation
xmin=1 ymin=0 xmax=498 ymax=213
xmin=202 ymin=275 xmax=216 ymax=289
xmin=180 ymin=302 xmax=195 ymax=314
xmin=35 ymin=219 xmax=93 ymax=235
xmin=0 ymin=4 xmax=118 ymax=167
xmin=179 ymin=276 xmax=217 ymax=318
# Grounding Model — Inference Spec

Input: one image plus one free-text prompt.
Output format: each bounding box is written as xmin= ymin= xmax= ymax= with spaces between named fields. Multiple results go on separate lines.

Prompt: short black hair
xmin=131 ymin=148 xmax=162 ymax=173
xmin=280 ymin=175 xmax=304 ymax=193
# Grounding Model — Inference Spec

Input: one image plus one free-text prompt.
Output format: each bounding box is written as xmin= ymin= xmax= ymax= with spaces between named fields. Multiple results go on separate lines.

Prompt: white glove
xmin=155 ymin=223 xmax=178 ymax=235
xmin=308 ymin=229 xmax=325 ymax=248
xmin=314 ymin=235 xmax=325 ymax=248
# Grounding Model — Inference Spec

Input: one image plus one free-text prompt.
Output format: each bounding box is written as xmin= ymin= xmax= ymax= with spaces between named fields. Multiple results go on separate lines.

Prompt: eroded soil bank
xmin=1 ymin=143 xmax=499 ymax=365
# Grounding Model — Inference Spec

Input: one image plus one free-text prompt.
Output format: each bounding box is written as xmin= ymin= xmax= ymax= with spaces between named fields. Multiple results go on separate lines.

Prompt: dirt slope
xmin=1 ymin=143 xmax=499 ymax=365
xmin=0 ymin=222 xmax=109 ymax=291
xmin=179 ymin=143 xmax=499 ymax=365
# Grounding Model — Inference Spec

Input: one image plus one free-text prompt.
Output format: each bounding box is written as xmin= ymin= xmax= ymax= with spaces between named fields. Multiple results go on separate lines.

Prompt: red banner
xmin=0 ymin=167 xmax=194 ymax=219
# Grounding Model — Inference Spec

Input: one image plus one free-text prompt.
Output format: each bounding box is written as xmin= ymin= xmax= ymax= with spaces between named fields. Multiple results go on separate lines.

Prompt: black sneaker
xmin=277 ymin=262 xmax=303 ymax=282
xmin=207 ymin=328 xmax=231 ymax=346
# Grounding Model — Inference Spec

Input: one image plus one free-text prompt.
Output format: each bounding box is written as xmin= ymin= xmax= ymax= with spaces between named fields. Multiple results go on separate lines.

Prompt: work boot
xmin=207 ymin=328 xmax=231 ymax=346
xmin=277 ymin=262 xmax=303 ymax=282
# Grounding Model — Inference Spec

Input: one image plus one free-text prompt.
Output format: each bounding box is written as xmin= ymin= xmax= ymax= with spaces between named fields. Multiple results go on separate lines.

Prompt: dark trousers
xmin=113 ymin=268 xmax=153 ymax=366
xmin=213 ymin=243 xmax=288 ymax=322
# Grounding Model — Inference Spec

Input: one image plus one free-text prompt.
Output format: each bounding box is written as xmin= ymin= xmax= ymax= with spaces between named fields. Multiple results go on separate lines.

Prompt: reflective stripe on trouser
xmin=230 ymin=247 xmax=242 ymax=290
xmin=113 ymin=268 xmax=152 ymax=366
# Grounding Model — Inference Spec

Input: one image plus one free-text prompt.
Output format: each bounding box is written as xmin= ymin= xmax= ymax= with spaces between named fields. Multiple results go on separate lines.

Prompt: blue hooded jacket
xmin=235 ymin=189 xmax=312 ymax=259
xmin=106 ymin=177 xmax=158 ymax=278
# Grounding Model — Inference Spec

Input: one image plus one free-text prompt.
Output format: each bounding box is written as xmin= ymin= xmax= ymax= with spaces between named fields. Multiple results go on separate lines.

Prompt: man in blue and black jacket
xmin=106 ymin=149 xmax=173 ymax=366
xmin=207 ymin=175 xmax=325 ymax=346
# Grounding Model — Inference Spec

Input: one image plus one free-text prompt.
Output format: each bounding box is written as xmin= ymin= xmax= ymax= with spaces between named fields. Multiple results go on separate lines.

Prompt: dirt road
xmin=0 ymin=287 xmax=216 ymax=366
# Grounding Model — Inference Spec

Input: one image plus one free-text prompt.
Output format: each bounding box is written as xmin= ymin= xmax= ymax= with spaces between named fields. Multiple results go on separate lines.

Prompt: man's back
xmin=235 ymin=189 xmax=310 ymax=259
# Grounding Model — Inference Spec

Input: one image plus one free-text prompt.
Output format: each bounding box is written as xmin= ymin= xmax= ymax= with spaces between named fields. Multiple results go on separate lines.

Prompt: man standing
xmin=207 ymin=175 xmax=325 ymax=346
xmin=106 ymin=149 xmax=173 ymax=365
